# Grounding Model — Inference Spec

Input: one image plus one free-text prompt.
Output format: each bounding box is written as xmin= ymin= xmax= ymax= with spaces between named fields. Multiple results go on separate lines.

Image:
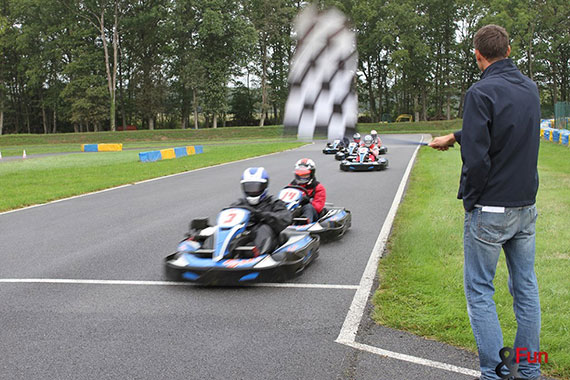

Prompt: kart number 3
xmin=223 ymin=212 xmax=237 ymax=224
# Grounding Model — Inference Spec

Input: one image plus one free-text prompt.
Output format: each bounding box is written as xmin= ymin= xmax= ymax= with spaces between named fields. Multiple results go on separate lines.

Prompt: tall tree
xmin=196 ymin=0 xmax=255 ymax=128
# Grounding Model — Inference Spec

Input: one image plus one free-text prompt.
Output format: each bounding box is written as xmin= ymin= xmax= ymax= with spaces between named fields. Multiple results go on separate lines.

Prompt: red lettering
xmin=516 ymin=347 xmax=528 ymax=363
xmin=528 ymin=352 xmax=538 ymax=364
xmin=516 ymin=348 xmax=548 ymax=364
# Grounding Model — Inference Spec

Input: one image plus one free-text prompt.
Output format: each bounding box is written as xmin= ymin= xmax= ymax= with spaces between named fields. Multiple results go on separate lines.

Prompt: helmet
xmin=364 ymin=134 xmax=373 ymax=147
xmin=294 ymin=158 xmax=316 ymax=185
xmin=370 ymin=130 xmax=378 ymax=139
xmin=241 ymin=167 xmax=269 ymax=205
xmin=353 ymin=133 xmax=361 ymax=143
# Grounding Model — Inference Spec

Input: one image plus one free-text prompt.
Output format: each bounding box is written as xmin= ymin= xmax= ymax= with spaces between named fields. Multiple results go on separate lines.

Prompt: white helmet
xmin=240 ymin=167 xmax=269 ymax=205
xmin=294 ymin=158 xmax=316 ymax=185
xmin=364 ymin=134 xmax=373 ymax=147
xmin=370 ymin=130 xmax=378 ymax=139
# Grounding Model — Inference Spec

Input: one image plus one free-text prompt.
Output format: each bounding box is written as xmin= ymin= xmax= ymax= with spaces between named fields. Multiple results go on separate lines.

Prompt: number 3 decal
xmin=223 ymin=212 xmax=237 ymax=223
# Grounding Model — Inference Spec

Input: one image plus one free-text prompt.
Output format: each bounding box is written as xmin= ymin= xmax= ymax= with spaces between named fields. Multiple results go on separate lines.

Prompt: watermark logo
xmin=496 ymin=347 xmax=548 ymax=379
xmin=496 ymin=347 xmax=520 ymax=380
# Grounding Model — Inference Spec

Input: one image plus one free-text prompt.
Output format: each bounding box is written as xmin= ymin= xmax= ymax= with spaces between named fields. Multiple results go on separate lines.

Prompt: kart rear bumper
xmin=340 ymin=159 xmax=388 ymax=171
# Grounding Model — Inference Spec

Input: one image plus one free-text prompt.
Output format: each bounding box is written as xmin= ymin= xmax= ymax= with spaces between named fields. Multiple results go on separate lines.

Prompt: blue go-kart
xmin=340 ymin=146 xmax=388 ymax=171
xmin=278 ymin=185 xmax=351 ymax=242
xmin=164 ymin=206 xmax=320 ymax=285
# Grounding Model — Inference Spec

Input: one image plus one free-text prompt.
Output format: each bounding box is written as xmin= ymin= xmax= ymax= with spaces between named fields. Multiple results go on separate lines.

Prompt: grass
xmin=0 ymin=141 xmax=305 ymax=212
xmin=372 ymin=141 xmax=570 ymax=379
xmin=0 ymin=121 xmax=462 ymax=156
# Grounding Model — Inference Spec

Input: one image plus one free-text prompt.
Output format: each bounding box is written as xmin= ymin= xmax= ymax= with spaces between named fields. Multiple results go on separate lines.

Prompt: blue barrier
xmin=174 ymin=147 xmax=188 ymax=158
xmin=139 ymin=145 xmax=203 ymax=163
xmin=139 ymin=151 xmax=163 ymax=162
xmin=83 ymin=144 xmax=98 ymax=152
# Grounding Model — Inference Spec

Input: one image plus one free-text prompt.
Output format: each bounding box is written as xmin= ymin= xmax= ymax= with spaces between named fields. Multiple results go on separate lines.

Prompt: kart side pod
xmin=190 ymin=218 xmax=209 ymax=230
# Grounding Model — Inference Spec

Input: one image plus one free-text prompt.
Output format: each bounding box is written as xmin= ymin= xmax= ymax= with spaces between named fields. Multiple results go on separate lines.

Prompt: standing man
xmin=429 ymin=25 xmax=541 ymax=380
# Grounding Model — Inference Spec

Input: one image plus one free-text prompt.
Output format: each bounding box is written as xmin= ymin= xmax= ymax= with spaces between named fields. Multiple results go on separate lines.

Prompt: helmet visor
xmin=294 ymin=169 xmax=311 ymax=184
xmin=242 ymin=182 xmax=266 ymax=197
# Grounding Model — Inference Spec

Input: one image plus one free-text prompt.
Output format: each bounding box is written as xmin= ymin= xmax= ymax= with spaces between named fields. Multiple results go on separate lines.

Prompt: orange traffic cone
xmin=23 ymin=150 xmax=27 ymax=159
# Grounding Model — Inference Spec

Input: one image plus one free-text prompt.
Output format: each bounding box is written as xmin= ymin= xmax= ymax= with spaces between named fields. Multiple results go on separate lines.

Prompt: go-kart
xmin=340 ymin=146 xmax=388 ymax=171
xmin=164 ymin=206 xmax=319 ymax=285
xmin=335 ymin=142 xmax=359 ymax=161
xmin=278 ymin=185 xmax=351 ymax=241
xmin=322 ymin=139 xmax=342 ymax=154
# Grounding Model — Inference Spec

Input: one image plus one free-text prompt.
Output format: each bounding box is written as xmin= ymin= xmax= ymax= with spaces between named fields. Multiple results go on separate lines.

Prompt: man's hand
xmin=428 ymin=133 xmax=456 ymax=151
xmin=299 ymin=196 xmax=311 ymax=206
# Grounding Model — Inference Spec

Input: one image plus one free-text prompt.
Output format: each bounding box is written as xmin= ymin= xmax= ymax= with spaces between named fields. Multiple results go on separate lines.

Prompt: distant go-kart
xmin=278 ymin=185 xmax=351 ymax=241
xmin=340 ymin=146 xmax=388 ymax=171
xmin=335 ymin=142 xmax=359 ymax=161
xmin=322 ymin=139 xmax=342 ymax=154
xmin=164 ymin=206 xmax=319 ymax=285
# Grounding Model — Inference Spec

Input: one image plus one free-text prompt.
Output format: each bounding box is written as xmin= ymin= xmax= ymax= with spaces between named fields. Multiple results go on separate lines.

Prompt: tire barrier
xmin=541 ymin=126 xmax=570 ymax=146
xmin=81 ymin=143 xmax=123 ymax=152
xmin=139 ymin=145 xmax=203 ymax=163
xmin=560 ymin=130 xmax=570 ymax=146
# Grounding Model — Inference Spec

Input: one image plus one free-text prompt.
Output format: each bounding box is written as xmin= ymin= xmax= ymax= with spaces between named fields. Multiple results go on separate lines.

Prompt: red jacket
xmin=291 ymin=180 xmax=326 ymax=213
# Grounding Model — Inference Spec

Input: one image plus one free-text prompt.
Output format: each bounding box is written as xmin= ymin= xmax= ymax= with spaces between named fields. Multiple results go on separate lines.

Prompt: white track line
xmin=0 ymin=278 xmax=358 ymax=290
xmin=335 ymin=136 xmax=481 ymax=377
xmin=0 ymin=143 xmax=311 ymax=216
xmin=345 ymin=342 xmax=480 ymax=377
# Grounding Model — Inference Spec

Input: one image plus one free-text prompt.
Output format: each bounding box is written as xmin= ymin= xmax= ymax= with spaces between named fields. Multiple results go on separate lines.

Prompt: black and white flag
xmin=283 ymin=5 xmax=358 ymax=141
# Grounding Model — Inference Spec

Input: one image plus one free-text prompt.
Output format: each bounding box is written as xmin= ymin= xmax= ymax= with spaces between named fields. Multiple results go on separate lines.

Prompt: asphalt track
xmin=0 ymin=134 xmax=484 ymax=380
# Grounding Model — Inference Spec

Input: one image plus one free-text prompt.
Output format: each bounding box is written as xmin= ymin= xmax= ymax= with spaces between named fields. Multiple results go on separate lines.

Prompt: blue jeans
xmin=463 ymin=205 xmax=540 ymax=380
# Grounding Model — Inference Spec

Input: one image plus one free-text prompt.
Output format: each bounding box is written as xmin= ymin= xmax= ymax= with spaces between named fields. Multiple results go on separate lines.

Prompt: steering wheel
xmin=283 ymin=185 xmax=309 ymax=196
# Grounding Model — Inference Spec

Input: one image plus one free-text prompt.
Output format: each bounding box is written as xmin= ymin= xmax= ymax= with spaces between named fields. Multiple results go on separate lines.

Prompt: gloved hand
xmin=249 ymin=209 xmax=262 ymax=223
xmin=300 ymin=196 xmax=311 ymax=206
xmin=258 ymin=211 xmax=273 ymax=223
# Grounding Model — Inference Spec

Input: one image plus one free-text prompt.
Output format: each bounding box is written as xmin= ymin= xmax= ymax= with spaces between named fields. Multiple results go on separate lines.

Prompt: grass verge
xmin=0 ymin=121 xmax=462 ymax=157
xmin=373 ymin=141 xmax=570 ymax=379
xmin=0 ymin=141 xmax=305 ymax=212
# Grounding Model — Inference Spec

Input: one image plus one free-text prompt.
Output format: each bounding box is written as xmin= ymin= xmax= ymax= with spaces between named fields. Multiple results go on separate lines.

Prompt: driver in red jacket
xmin=289 ymin=158 xmax=326 ymax=222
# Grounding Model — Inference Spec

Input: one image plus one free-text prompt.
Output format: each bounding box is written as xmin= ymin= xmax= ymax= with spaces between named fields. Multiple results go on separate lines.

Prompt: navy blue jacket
xmin=453 ymin=59 xmax=540 ymax=211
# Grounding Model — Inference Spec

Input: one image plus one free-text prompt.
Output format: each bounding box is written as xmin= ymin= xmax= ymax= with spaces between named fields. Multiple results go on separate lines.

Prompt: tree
xmin=196 ymin=0 xmax=255 ymax=128
xmin=65 ymin=0 xmax=126 ymax=131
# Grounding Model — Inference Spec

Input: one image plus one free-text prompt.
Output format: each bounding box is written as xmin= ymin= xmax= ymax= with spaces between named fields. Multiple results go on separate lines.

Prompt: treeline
xmin=0 ymin=0 xmax=568 ymax=134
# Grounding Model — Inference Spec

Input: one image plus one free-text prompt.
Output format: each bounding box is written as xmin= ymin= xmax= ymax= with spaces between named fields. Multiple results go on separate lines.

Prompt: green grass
xmin=0 ymin=141 xmax=305 ymax=212
xmin=373 ymin=141 xmax=570 ymax=380
xmin=0 ymin=120 xmax=462 ymax=154
xmin=358 ymin=119 xmax=461 ymax=135
xmin=0 ymin=125 xmax=287 ymax=146
xmin=0 ymin=137 xmax=298 ymax=157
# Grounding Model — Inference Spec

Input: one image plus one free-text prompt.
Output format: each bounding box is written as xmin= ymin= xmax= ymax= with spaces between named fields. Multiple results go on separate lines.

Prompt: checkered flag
xmin=283 ymin=5 xmax=358 ymax=141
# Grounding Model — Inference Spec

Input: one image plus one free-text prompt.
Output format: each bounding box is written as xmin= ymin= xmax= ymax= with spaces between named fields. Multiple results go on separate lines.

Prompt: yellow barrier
xmin=186 ymin=146 xmax=196 ymax=155
xmin=98 ymin=143 xmax=123 ymax=152
xmin=160 ymin=148 xmax=176 ymax=160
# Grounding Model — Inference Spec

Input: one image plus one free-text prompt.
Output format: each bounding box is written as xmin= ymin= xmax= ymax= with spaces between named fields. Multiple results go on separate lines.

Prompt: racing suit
xmin=289 ymin=179 xmax=327 ymax=222
xmin=359 ymin=142 xmax=379 ymax=160
xmin=230 ymin=196 xmax=292 ymax=255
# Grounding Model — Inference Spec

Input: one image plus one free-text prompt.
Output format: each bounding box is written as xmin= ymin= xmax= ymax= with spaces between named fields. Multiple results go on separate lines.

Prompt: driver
xmin=363 ymin=134 xmax=379 ymax=160
xmin=289 ymin=158 xmax=326 ymax=222
xmin=231 ymin=167 xmax=291 ymax=255
xmin=370 ymin=129 xmax=383 ymax=147
xmin=352 ymin=132 xmax=361 ymax=145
